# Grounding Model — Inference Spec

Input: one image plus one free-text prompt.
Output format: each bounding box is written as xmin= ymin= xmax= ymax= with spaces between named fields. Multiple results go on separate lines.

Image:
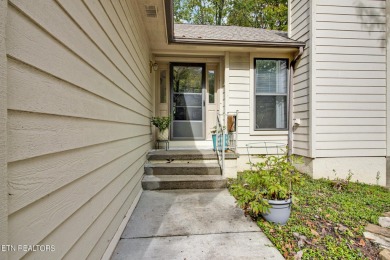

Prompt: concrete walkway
xmin=111 ymin=189 xmax=283 ymax=260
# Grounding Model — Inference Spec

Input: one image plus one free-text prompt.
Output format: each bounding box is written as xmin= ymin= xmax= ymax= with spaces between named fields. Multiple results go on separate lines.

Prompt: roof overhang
xmin=164 ymin=0 xmax=305 ymax=49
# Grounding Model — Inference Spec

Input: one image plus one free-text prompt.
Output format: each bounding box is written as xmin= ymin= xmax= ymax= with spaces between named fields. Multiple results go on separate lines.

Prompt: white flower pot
xmin=157 ymin=129 xmax=169 ymax=140
xmin=261 ymin=198 xmax=292 ymax=225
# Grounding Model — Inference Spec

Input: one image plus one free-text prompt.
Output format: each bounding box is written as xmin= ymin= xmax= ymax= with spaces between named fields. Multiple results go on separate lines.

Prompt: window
xmin=160 ymin=70 xmax=167 ymax=103
xmin=208 ymin=70 xmax=215 ymax=103
xmin=254 ymin=59 xmax=288 ymax=130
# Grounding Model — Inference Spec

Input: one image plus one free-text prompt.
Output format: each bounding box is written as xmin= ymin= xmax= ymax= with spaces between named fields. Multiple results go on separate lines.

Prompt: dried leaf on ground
xmin=306 ymin=220 xmax=314 ymax=227
xmin=311 ymin=229 xmax=320 ymax=237
xmin=294 ymin=250 xmax=303 ymax=260
xmin=338 ymin=224 xmax=348 ymax=232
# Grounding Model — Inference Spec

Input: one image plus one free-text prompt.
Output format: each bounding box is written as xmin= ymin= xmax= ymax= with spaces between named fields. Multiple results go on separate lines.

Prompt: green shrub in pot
xmin=151 ymin=116 xmax=171 ymax=140
xmin=230 ymin=153 xmax=304 ymax=224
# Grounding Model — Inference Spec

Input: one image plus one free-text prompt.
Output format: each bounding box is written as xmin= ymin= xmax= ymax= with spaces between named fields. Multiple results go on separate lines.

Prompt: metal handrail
xmin=216 ymin=113 xmax=225 ymax=176
xmin=215 ymin=110 xmax=239 ymax=176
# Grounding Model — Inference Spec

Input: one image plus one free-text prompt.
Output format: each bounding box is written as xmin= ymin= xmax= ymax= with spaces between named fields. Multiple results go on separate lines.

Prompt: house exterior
xmin=0 ymin=0 xmax=388 ymax=259
xmin=289 ymin=0 xmax=390 ymax=186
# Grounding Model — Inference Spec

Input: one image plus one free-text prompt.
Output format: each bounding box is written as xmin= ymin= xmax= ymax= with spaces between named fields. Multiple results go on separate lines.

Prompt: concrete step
xmin=145 ymin=163 xmax=221 ymax=175
xmin=142 ymin=175 xmax=227 ymax=190
xmin=147 ymin=149 xmax=238 ymax=161
xmin=148 ymin=150 xmax=217 ymax=161
xmin=148 ymin=159 xmax=219 ymax=164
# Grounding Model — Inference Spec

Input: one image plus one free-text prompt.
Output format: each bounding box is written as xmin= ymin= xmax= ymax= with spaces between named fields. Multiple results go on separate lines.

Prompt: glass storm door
xmin=171 ymin=63 xmax=205 ymax=140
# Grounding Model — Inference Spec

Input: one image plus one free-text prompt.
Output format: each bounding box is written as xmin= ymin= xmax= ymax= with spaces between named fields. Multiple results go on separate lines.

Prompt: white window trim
xmin=249 ymin=53 xmax=291 ymax=136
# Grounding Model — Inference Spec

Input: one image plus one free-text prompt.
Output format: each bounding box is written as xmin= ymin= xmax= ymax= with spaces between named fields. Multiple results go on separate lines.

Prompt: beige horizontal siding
xmin=6 ymin=0 xmax=152 ymax=259
xmin=316 ymin=149 xmax=386 ymax=157
xmin=290 ymin=0 xmax=311 ymax=157
xmin=315 ymin=0 xmax=387 ymax=157
xmin=229 ymin=53 xmax=251 ymax=153
xmin=317 ymin=0 xmax=386 ymax=8
xmin=316 ymin=133 xmax=386 ymax=142
xmin=228 ymin=52 xmax=288 ymax=155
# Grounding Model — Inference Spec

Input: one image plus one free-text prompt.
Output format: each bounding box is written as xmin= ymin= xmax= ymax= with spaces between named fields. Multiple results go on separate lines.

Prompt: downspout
xmin=288 ymin=46 xmax=304 ymax=157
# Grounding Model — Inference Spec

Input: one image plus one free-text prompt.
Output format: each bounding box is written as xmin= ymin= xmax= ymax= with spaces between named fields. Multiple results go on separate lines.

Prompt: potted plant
xmin=210 ymin=126 xmax=228 ymax=151
xmin=151 ymin=116 xmax=171 ymax=140
xmin=230 ymin=153 xmax=304 ymax=225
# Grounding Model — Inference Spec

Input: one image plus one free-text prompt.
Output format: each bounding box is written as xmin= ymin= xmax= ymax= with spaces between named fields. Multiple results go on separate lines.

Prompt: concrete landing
xmin=147 ymin=149 xmax=238 ymax=161
xmin=142 ymin=175 xmax=227 ymax=190
xmin=111 ymin=189 xmax=283 ymax=260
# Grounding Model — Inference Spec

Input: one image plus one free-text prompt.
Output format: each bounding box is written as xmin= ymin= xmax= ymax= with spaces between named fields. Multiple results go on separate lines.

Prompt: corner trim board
xmin=101 ymin=189 xmax=143 ymax=260
xmin=0 ymin=0 xmax=8 ymax=258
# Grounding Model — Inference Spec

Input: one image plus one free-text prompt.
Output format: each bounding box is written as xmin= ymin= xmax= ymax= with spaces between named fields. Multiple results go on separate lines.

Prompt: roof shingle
xmin=174 ymin=23 xmax=300 ymax=45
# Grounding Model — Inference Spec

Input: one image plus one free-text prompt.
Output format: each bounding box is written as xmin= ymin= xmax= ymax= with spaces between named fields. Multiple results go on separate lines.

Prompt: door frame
xmin=170 ymin=62 xmax=206 ymax=140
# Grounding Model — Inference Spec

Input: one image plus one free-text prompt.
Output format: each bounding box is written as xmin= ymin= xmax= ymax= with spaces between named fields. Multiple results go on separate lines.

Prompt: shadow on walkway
xmin=112 ymin=189 xmax=283 ymax=260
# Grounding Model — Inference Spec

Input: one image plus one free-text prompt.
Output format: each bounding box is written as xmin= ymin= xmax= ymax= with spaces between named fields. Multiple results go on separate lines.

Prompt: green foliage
xmin=227 ymin=0 xmax=288 ymax=31
xmin=174 ymin=0 xmax=288 ymax=31
xmin=151 ymin=116 xmax=171 ymax=131
xmin=174 ymin=0 xmax=227 ymax=25
xmin=230 ymin=173 xmax=390 ymax=259
xmin=331 ymin=170 xmax=353 ymax=191
xmin=230 ymin=154 xmax=304 ymax=215
xmin=173 ymin=66 xmax=202 ymax=93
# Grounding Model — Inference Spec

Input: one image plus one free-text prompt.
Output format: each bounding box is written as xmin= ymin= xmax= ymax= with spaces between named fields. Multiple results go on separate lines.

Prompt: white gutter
xmin=288 ymin=46 xmax=304 ymax=157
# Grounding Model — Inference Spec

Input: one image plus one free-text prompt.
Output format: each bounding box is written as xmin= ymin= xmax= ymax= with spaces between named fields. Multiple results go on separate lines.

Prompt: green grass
xmin=229 ymin=174 xmax=390 ymax=259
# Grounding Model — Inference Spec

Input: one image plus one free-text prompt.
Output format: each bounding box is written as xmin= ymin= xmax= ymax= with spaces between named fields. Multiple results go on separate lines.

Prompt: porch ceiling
xmin=135 ymin=0 xmax=301 ymax=56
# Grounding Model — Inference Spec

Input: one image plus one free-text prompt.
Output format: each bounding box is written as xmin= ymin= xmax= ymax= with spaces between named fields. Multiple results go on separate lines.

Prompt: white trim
xmin=0 ymin=0 xmax=7 ymax=252
xmin=224 ymin=52 xmax=230 ymax=116
xmin=219 ymin=57 xmax=224 ymax=117
xmin=249 ymin=54 xmax=255 ymax=134
xmin=309 ymin=0 xmax=317 ymax=158
xmin=205 ymin=64 xmax=218 ymax=140
xmin=288 ymin=0 xmax=292 ymax=38
xmin=386 ymin=0 xmax=390 ymax=187
xmin=386 ymin=0 xmax=390 ymax=156
xmin=248 ymin=130 xmax=288 ymax=136
xmin=249 ymin=53 xmax=291 ymax=136
xmin=101 ymin=189 xmax=143 ymax=260
xmin=155 ymin=56 xmax=221 ymax=63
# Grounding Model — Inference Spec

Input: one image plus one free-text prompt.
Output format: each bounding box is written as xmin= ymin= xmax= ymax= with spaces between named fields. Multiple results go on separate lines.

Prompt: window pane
xmin=174 ymin=107 xmax=203 ymax=121
xmin=160 ymin=70 xmax=166 ymax=103
xmin=173 ymin=93 xmax=202 ymax=106
xmin=255 ymin=95 xmax=287 ymax=129
xmin=208 ymin=70 xmax=215 ymax=103
xmin=255 ymin=59 xmax=287 ymax=94
xmin=173 ymin=66 xmax=202 ymax=93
